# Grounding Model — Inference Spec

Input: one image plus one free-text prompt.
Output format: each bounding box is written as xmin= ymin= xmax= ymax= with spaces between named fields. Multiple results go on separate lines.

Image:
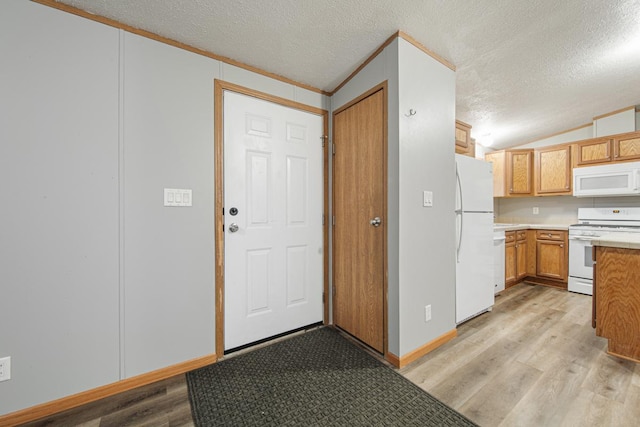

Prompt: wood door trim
xmin=214 ymin=80 xmax=329 ymax=357
xmin=331 ymin=81 xmax=388 ymax=357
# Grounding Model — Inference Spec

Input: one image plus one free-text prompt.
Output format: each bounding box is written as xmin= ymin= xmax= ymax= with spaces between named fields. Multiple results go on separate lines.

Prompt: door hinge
xmin=322 ymin=214 xmax=325 ymax=225
xmin=332 ymin=216 xmax=336 ymax=226
xmin=322 ymin=292 xmax=325 ymax=303
xmin=321 ymin=135 xmax=328 ymax=147
xmin=332 ymin=143 xmax=336 ymax=155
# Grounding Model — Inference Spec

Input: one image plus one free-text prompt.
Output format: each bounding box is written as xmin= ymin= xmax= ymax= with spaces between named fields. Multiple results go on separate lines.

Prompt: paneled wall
xmin=0 ymin=0 xmax=327 ymax=416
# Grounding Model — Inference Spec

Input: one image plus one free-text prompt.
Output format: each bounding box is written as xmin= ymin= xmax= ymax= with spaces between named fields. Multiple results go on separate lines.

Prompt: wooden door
xmin=332 ymin=87 xmax=386 ymax=353
xmin=536 ymin=145 xmax=571 ymax=195
xmin=505 ymin=236 xmax=516 ymax=287
xmin=485 ymin=151 xmax=506 ymax=197
xmin=516 ymin=235 xmax=528 ymax=280
xmin=574 ymin=138 xmax=612 ymax=166
xmin=536 ymin=240 xmax=566 ymax=281
xmin=613 ymin=131 xmax=640 ymax=162
xmin=507 ymin=150 xmax=533 ymax=195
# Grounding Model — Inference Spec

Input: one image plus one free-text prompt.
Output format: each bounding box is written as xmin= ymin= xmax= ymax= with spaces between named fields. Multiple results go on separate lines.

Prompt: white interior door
xmin=223 ymin=91 xmax=323 ymax=351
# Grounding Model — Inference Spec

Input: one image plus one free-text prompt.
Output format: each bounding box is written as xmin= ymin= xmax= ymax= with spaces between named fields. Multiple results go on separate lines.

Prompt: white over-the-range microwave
xmin=573 ymin=161 xmax=640 ymax=197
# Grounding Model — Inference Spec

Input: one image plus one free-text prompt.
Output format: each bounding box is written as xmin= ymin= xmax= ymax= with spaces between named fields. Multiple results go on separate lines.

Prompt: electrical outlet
xmin=425 ymin=305 xmax=432 ymax=322
xmin=0 ymin=357 xmax=11 ymax=382
xmin=532 ymin=207 xmax=539 ymax=214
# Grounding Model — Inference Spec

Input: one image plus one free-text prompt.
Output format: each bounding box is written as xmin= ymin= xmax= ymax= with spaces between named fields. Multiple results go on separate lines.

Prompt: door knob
xmin=228 ymin=223 xmax=239 ymax=233
xmin=370 ymin=217 xmax=382 ymax=227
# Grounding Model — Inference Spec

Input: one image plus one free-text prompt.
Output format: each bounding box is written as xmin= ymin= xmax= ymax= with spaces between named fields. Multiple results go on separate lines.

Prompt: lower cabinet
xmin=505 ymin=228 xmax=568 ymax=288
xmin=505 ymin=231 xmax=527 ymax=288
xmin=536 ymin=230 xmax=568 ymax=281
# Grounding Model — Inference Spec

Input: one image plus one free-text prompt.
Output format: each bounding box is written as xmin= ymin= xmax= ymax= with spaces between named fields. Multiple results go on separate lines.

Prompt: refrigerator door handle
xmin=455 ymin=163 xmax=463 ymax=263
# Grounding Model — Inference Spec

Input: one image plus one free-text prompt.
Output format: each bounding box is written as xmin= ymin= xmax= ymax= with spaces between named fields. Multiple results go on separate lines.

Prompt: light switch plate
xmin=423 ymin=191 xmax=433 ymax=207
xmin=0 ymin=357 xmax=10 ymax=382
xmin=164 ymin=188 xmax=193 ymax=207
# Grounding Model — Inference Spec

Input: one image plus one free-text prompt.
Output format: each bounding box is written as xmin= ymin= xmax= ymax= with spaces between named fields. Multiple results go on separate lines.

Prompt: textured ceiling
xmin=57 ymin=0 xmax=640 ymax=149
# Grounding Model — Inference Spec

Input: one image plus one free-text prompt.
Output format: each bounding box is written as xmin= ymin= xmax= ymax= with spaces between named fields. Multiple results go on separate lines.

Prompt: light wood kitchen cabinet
xmin=594 ymin=245 xmax=640 ymax=362
xmin=535 ymin=230 xmax=568 ymax=282
xmin=613 ymin=131 xmax=640 ymax=162
xmin=506 ymin=149 xmax=534 ymax=196
xmin=536 ymin=145 xmax=571 ymax=195
xmin=485 ymin=149 xmax=533 ymax=197
xmin=455 ymin=120 xmax=473 ymax=156
xmin=516 ymin=230 xmax=528 ymax=281
xmin=505 ymin=230 xmax=527 ymax=287
xmin=574 ymin=130 xmax=640 ymax=167
xmin=573 ymin=137 xmax=612 ymax=166
xmin=505 ymin=231 xmax=516 ymax=287
xmin=485 ymin=151 xmax=506 ymax=197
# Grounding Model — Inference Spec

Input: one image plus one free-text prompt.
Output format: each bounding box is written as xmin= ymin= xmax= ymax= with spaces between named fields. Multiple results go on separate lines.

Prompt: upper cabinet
xmin=613 ymin=131 xmax=640 ymax=162
xmin=455 ymin=120 xmax=474 ymax=157
xmin=506 ymin=149 xmax=534 ymax=196
xmin=574 ymin=130 xmax=640 ymax=167
xmin=536 ymin=144 xmax=572 ymax=195
xmin=485 ymin=149 xmax=533 ymax=197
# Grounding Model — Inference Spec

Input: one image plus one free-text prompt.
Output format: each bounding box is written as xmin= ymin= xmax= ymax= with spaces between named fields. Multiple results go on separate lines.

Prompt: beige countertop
xmin=493 ymin=223 xmax=570 ymax=232
xmin=593 ymin=233 xmax=640 ymax=249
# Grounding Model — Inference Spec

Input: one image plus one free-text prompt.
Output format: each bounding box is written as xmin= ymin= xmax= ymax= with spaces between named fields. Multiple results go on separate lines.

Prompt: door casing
xmin=214 ymin=80 xmax=329 ymax=357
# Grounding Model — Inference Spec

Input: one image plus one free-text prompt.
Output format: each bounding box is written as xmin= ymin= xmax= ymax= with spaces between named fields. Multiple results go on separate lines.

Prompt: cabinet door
xmin=613 ymin=131 xmax=640 ymax=162
xmin=485 ymin=151 xmax=506 ymax=197
xmin=455 ymin=120 xmax=471 ymax=150
xmin=536 ymin=145 xmax=571 ymax=195
xmin=505 ymin=241 xmax=516 ymax=286
xmin=574 ymin=138 xmax=612 ymax=166
xmin=536 ymin=240 xmax=566 ymax=281
xmin=516 ymin=240 xmax=528 ymax=280
xmin=507 ymin=150 xmax=533 ymax=195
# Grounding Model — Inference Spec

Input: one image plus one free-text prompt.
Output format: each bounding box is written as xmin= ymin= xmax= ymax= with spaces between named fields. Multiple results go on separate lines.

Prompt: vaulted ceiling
xmin=56 ymin=0 xmax=640 ymax=149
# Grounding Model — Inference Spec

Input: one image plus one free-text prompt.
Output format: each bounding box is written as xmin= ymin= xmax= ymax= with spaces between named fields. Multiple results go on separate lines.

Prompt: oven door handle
xmin=569 ymin=236 xmax=597 ymax=241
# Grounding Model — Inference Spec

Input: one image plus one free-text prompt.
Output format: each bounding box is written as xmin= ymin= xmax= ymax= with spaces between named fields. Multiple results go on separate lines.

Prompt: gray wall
xmin=331 ymin=38 xmax=456 ymax=357
xmin=0 ymin=0 xmax=327 ymax=415
xmin=0 ymin=0 xmax=120 ymax=412
xmin=397 ymin=39 xmax=456 ymax=356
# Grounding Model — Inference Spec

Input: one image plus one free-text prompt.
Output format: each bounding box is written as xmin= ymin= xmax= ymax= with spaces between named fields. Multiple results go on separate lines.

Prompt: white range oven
xmin=568 ymin=207 xmax=640 ymax=295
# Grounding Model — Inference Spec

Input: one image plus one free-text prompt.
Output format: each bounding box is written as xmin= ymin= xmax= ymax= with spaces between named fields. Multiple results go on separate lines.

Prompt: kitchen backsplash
xmin=495 ymin=196 xmax=640 ymax=225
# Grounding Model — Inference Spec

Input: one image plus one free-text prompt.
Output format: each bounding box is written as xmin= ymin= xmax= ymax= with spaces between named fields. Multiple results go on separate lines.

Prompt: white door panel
xmin=224 ymin=91 xmax=323 ymax=350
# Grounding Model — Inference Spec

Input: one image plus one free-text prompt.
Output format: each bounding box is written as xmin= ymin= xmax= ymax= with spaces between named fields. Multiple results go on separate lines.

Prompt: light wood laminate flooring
xmin=21 ymin=283 xmax=640 ymax=426
xmin=401 ymin=282 xmax=640 ymax=426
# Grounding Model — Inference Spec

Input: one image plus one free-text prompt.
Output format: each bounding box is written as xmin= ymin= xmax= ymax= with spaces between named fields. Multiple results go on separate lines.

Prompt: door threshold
xmin=222 ymin=322 xmax=324 ymax=359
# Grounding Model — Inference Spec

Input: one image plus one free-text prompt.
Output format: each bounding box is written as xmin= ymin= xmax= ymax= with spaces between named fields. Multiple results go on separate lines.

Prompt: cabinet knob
xmin=560 ymin=244 xmax=564 ymax=248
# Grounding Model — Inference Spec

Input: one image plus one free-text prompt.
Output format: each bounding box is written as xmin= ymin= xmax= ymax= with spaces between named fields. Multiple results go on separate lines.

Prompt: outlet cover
xmin=0 ymin=357 xmax=11 ymax=382
xmin=425 ymin=305 xmax=432 ymax=322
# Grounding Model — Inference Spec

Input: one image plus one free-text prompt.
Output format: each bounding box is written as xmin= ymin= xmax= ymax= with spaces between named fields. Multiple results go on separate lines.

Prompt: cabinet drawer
xmin=535 ymin=230 xmax=565 ymax=241
xmin=505 ymin=231 xmax=516 ymax=243
xmin=516 ymin=230 xmax=527 ymax=241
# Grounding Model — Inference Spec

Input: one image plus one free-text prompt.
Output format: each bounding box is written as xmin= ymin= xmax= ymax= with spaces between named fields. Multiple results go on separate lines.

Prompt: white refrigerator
xmin=455 ymin=154 xmax=495 ymax=324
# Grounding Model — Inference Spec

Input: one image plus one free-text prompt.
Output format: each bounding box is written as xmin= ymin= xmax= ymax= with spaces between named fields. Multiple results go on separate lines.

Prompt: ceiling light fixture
xmin=478 ymin=133 xmax=494 ymax=147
